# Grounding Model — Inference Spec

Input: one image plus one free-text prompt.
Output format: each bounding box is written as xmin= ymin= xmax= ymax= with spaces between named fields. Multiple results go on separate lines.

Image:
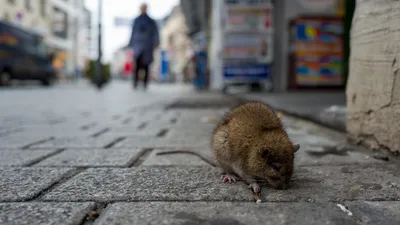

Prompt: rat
xmin=211 ymin=101 xmax=299 ymax=194
xmin=156 ymin=101 xmax=299 ymax=197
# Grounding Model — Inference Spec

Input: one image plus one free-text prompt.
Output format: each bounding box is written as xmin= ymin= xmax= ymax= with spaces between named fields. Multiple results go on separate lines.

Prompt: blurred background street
xmin=1 ymin=0 xmax=400 ymax=224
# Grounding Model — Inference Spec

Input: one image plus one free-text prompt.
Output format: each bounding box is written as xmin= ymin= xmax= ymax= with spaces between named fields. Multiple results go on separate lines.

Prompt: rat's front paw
xmin=221 ymin=174 xmax=237 ymax=183
xmin=248 ymin=182 xmax=260 ymax=193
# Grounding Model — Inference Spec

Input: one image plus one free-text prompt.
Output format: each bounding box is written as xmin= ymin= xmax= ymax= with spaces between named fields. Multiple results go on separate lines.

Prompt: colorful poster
xmin=294 ymin=18 xmax=344 ymax=86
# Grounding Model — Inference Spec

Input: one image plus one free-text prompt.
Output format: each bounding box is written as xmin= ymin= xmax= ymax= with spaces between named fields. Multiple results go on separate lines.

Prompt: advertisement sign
xmin=296 ymin=0 xmax=335 ymax=12
xmin=223 ymin=64 xmax=270 ymax=80
xmin=221 ymin=0 xmax=274 ymax=83
xmin=224 ymin=4 xmax=273 ymax=32
xmin=223 ymin=34 xmax=272 ymax=63
xmin=294 ymin=18 xmax=344 ymax=86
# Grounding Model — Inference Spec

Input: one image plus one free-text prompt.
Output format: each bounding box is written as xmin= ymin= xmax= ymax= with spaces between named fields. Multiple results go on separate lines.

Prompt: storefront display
xmin=221 ymin=0 xmax=274 ymax=87
xmin=290 ymin=16 xmax=344 ymax=87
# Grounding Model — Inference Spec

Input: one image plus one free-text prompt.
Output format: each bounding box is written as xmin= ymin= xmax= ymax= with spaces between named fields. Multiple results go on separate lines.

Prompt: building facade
xmin=0 ymin=0 xmax=52 ymax=37
xmin=157 ymin=5 xmax=191 ymax=83
xmin=49 ymin=0 xmax=91 ymax=79
xmin=0 ymin=0 xmax=91 ymax=80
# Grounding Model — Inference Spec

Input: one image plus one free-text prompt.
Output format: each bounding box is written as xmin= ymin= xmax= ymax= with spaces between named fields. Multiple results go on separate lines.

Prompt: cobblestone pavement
xmin=0 ymin=81 xmax=399 ymax=225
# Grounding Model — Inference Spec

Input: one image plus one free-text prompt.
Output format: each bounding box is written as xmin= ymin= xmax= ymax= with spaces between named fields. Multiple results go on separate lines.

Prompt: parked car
xmin=0 ymin=20 xmax=56 ymax=86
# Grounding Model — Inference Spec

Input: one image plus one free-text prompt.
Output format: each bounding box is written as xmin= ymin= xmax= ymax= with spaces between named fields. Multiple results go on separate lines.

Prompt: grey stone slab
xmin=0 ymin=136 xmax=52 ymax=148
xmin=109 ymin=126 xmax=163 ymax=137
xmin=294 ymin=145 xmax=384 ymax=166
xmin=0 ymin=149 xmax=57 ymax=166
xmin=142 ymin=149 xmax=213 ymax=166
xmin=43 ymin=164 xmax=400 ymax=202
xmin=0 ymin=202 xmax=95 ymax=225
xmin=35 ymin=148 xmax=143 ymax=167
xmin=28 ymin=135 xmax=120 ymax=149
xmin=114 ymin=136 xmax=211 ymax=149
xmin=0 ymin=167 xmax=74 ymax=201
xmin=345 ymin=201 xmax=400 ymax=225
xmin=95 ymin=202 xmax=358 ymax=225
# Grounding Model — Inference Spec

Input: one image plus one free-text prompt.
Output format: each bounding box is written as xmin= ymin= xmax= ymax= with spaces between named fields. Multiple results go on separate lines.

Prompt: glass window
xmin=40 ymin=0 xmax=47 ymax=17
xmin=37 ymin=39 xmax=48 ymax=57
xmin=25 ymin=0 xmax=33 ymax=10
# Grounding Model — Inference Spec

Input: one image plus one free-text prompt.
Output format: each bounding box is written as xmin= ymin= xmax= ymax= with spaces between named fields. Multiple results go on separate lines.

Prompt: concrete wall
xmin=346 ymin=0 xmax=400 ymax=153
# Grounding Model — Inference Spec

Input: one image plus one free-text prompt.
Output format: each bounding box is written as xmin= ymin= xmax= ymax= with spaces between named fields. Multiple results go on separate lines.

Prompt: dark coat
xmin=128 ymin=14 xmax=159 ymax=66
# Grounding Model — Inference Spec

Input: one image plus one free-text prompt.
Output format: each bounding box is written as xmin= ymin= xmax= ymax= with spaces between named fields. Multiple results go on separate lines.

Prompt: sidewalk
xmin=239 ymin=91 xmax=347 ymax=132
xmin=0 ymin=84 xmax=399 ymax=225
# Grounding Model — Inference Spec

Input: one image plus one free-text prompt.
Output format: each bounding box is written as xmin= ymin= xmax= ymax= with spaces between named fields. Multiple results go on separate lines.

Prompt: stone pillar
xmin=346 ymin=0 xmax=400 ymax=153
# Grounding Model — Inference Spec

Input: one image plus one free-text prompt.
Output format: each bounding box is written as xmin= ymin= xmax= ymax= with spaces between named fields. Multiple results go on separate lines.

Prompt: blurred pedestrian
xmin=128 ymin=3 xmax=159 ymax=90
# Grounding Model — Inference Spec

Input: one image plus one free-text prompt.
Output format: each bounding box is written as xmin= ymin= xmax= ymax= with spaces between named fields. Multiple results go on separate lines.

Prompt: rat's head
xmin=250 ymin=143 xmax=300 ymax=190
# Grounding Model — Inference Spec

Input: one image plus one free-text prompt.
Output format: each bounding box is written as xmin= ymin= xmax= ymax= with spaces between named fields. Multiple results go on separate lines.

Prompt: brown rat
xmin=156 ymin=101 xmax=299 ymax=196
xmin=212 ymin=101 xmax=299 ymax=194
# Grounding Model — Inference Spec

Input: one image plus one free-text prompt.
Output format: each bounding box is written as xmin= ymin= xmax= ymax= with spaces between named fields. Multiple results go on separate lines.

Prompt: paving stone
xmin=114 ymin=136 xmax=211 ymax=149
xmin=28 ymin=135 xmax=120 ymax=149
xmin=345 ymin=201 xmax=400 ymax=225
xmin=0 ymin=136 xmax=52 ymax=148
xmin=294 ymin=145 xmax=384 ymax=166
xmin=109 ymin=126 xmax=164 ymax=137
xmin=94 ymin=202 xmax=358 ymax=225
xmin=0 ymin=167 xmax=74 ymax=201
xmin=166 ymin=128 xmax=213 ymax=140
xmin=42 ymin=164 xmax=400 ymax=202
xmin=0 ymin=149 xmax=57 ymax=166
xmin=142 ymin=149 xmax=213 ymax=166
xmin=0 ymin=202 xmax=95 ymax=225
xmin=35 ymin=148 xmax=143 ymax=167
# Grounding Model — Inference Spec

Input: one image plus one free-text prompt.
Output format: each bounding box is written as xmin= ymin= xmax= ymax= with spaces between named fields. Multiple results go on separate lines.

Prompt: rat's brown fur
xmin=212 ymin=101 xmax=299 ymax=190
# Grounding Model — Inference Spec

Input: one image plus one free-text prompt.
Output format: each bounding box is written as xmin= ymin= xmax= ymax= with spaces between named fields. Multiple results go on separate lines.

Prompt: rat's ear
xmin=293 ymin=144 xmax=300 ymax=153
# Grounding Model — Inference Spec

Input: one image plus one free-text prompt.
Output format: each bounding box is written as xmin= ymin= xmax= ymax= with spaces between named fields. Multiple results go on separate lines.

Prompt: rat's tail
xmin=156 ymin=150 xmax=217 ymax=167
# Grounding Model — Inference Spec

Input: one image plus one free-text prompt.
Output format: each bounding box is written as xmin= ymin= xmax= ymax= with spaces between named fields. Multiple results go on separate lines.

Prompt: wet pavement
xmin=0 ymin=80 xmax=399 ymax=225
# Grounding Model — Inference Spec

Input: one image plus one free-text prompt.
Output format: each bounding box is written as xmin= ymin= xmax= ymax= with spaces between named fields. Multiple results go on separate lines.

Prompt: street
xmin=0 ymin=81 xmax=399 ymax=225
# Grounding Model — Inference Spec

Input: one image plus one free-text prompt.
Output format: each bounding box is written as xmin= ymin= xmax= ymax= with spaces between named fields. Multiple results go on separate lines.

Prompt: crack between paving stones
xmin=80 ymin=122 xmax=97 ymax=131
xmin=137 ymin=122 xmax=148 ymax=130
xmin=170 ymin=118 xmax=177 ymax=124
xmin=103 ymin=137 xmax=126 ymax=149
xmin=90 ymin=128 xmax=110 ymax=138
xmin=127 ymin=148 xmax=153 ymax=167
xmin=156 ymin=128 xmax=169 ymax=138
xmin=24 ymin=148 xmax=67 ymax=166
xmin=79 ymin=203 xmax=108 ymax=225
xmin=28 ymin=168 xmax=85 ymax=201
xmin=112 ymin=115 xmax=122 ymax=120
xmin=122 ymin=117 xmax=132 ymax=124
xmin=21 ymin=137 xmax=55 ymax=149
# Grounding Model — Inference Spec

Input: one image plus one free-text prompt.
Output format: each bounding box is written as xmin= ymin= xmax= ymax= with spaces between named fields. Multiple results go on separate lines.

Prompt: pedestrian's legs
xmin=133 ymin=57 xmax=141 ymax=89
xmin=143 ymin=64 xmax=150 ymax=90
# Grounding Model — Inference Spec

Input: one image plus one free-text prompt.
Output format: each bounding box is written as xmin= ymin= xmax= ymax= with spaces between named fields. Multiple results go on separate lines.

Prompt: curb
xmin=235 ymin=95 xmax=347 ymax=133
